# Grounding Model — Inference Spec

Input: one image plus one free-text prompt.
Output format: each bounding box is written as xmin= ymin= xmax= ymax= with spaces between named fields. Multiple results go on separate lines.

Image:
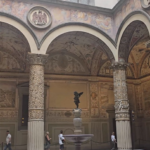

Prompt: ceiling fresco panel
xmin=0 ymin=22 xmax=30 ymax=72
xmin=46 ymin=31 xmax=114 ymax=76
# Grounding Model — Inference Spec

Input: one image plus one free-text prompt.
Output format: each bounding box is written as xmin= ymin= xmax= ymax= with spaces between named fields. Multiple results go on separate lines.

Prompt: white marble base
xmin=116 ymin=121 xmax=132 ymax=150
xmin=27 ymin=121 xmax=44 ymax=150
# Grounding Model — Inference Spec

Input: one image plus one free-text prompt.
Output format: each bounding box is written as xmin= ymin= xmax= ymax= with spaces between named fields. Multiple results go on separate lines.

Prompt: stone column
xmin=111 ymin=61 xmax=132 ymax=150
xmin=27 ymin=53 xmax=48 ymax=150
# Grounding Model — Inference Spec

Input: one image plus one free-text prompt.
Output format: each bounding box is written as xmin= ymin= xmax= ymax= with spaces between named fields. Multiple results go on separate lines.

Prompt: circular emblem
xmin=27 ymin=6 xmax=52 ymax=29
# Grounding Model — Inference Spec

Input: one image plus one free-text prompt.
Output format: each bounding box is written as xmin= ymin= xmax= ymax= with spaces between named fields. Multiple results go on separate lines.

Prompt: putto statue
xmin=74 ymin=91 xmax=83 ymax=109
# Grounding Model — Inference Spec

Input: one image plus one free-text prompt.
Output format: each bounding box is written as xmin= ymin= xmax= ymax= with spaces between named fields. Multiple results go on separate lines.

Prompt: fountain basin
xmin=63 ymin=134 xmax=94 ymax=143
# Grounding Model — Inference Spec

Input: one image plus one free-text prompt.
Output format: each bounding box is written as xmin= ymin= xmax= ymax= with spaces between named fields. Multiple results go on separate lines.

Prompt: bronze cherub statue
xmin=74 ymin=91 xmax=83 ymax=109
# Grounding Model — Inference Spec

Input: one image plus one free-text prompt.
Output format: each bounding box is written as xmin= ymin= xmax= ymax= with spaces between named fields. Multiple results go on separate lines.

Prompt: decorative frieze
xmin=46 ymin=110 xmax=90 ymax=118
xmin=29 ymin=110 xmax=44 ymax=120
xmin=0 ymin=110 xmax=18 ymax=118
xmin=0 ymin=89 xmax=15 ymax=107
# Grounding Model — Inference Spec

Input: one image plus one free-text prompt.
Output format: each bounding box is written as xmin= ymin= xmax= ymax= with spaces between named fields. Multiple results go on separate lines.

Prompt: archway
xmin=117 ymin=12 xmax=150 ymax=149
xmin=0 ymin=13 xmax=38 ymax=53
xmin=0 ymin=21 xmax=32 ymax=146
xmin=40 ymin=24 xmax=117 ymax=60
xmin=45 ymin=31 xmax=115 ymax=76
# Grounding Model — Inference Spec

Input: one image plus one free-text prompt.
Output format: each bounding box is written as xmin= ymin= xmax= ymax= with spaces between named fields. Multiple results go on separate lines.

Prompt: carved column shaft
xmin=27 ymin=53 xmax=48 ymax=150
xmin=112 ymin=62 xmax=132 ymax=150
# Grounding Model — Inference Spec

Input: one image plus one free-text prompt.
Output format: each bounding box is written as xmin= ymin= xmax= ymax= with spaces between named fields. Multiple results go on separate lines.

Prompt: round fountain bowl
xmin=63 ymin=134 xmax=94 ymax=143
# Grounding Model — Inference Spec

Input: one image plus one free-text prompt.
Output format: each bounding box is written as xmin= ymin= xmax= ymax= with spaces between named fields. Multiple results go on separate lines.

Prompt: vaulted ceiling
xmin=0 ymin=22 xmax=30 ymax=72
xmin=128 ymin=37 xmax=150 ymax=78
xmin=0 ymin=22 xmax=149 ymax=78
xmin=46 ymin=31 xmax=114 ymax=76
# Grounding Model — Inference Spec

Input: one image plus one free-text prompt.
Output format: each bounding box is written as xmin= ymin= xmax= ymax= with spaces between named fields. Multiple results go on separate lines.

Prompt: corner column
xmin=111 ymin=61 xmax=132 ymax=150
xmin=27 ymin=53 xmax=48 ymax=150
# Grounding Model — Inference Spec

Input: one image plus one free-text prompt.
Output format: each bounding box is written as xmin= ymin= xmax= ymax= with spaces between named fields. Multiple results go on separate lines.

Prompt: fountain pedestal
xmin=73 ymin=109 xmax=82 ymax=134
xmin=63 ymin=109 xmax=94 ymax=150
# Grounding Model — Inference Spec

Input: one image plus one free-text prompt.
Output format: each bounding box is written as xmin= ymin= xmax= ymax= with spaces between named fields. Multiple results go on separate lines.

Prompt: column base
xmin=116 ymin=120 xmax=132 ymax=150
xmin=27 ymin=121 xmax=44 ymax=150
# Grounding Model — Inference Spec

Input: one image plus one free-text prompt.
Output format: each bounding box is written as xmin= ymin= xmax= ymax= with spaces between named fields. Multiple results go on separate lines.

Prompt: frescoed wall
xmin=0 ymin=0 xmax=113 ymax=40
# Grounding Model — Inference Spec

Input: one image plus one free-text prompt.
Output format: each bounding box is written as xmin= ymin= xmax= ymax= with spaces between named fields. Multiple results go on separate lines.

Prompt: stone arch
xmin=40 ymin=24 xmax=117 ymax=61
xmin=0 ymin=12 xmax=38 ymax=53
xmin=116 ymin=10 xmax=150 ymax=61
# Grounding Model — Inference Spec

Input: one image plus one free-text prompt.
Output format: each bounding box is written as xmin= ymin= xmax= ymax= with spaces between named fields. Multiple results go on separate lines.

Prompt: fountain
xmin=63 ymin=92 xmax=94 ymax=150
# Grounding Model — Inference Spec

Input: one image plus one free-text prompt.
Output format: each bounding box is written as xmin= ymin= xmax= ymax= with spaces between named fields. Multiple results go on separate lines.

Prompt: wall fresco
xmin=114 ymin=0 xmax=142 ymax=37
xmin=0 ymin=82 xmax=16 ymax=108
xmin=143 ymin=80 xmax=150 ymax=111
xmin=141 ymin=54 xmax=150 ymax=77
xmin=0 ymin=0 xmax=113 ymax=40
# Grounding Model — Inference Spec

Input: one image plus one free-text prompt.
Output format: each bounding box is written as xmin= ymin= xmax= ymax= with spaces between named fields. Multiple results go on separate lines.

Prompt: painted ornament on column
xmin=27 ymin=6 xmax=52 ymax=29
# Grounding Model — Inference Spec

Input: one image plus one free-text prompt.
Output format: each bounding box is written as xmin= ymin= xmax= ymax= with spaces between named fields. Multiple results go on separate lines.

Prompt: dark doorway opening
xmin=113 ymin=118 xmax=117 ymax=147
xmin=21 ymin=95 xmax=29 ymax=127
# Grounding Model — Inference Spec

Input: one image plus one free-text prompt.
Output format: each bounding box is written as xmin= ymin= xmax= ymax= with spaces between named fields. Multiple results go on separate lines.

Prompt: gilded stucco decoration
xmin=0 ymin=89 xmax=15 ymax=107
xmin=112 ymin=62 xmax=130 ymax=120
xmin=28 ymin=54 xmax=48 ymax=120
xmin=27 ymin=6 xmax=52 ymax=29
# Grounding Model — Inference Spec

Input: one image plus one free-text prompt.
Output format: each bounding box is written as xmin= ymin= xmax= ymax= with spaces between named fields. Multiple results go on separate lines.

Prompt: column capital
xmin=111 ymin=61 xmax=129 ymax=70
xmin=28 ymin=53 xmax=49 ymax=65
